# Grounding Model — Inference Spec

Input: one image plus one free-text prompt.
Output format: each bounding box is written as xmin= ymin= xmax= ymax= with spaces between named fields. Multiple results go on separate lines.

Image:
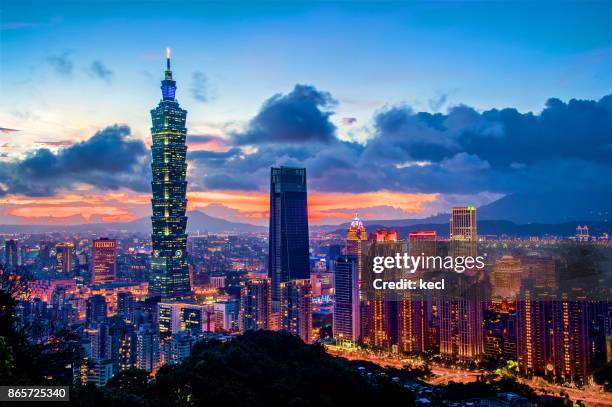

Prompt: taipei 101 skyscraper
xmin=149 ymin=48 xmax=191 ymax=300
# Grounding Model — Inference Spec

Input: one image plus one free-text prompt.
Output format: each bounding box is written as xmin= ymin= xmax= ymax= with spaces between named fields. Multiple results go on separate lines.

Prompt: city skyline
xmin=1 ymin=1 xmax=611 ymax=226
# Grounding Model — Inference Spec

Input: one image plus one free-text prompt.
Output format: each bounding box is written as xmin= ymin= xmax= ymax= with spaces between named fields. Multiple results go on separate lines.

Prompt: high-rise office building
xmin=92 ymin=238 xmax=117 ymax=285
xmin=280 ymin=279 xmax=313 ymax=343
xmin=450 ymin=206 xmax=477 ymax=257
xmin=4 ymin=239 xmax=18 ymax=271
xmin=345 ymin=215 xmax=368 ymax=280
xmin=268 ymin=167 xmax=309 ymax=304
xmin=239 ymin=278 xmax=272 ymax=332
xmin=333 ymin=256 xmax=360 ymax=342
xmin=149 ymin=48 xmax=191 ymax=300
xmin=56 ymin=242 xmax=74 ymax=274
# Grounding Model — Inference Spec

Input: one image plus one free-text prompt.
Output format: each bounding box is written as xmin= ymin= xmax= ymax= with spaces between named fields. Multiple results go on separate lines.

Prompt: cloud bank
xmin=4 ymin=86 xmax=611 ymax=203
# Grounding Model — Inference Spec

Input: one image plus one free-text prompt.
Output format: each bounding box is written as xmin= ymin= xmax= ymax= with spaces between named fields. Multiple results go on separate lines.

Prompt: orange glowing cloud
xmin=1 ymin=189 xmax=440 ymax=226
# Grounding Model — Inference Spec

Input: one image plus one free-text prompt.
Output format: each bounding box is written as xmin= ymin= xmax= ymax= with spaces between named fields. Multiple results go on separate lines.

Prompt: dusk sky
xmin=0 ymin=1 xmax=611 ymax=225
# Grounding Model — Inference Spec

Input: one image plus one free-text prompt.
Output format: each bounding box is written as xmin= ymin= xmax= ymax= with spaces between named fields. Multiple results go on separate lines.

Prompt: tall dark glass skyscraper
xmin=268 ymin=167 xmax=310 ymax=303
xmin=149 ymin=49 xmax=190 ymax=300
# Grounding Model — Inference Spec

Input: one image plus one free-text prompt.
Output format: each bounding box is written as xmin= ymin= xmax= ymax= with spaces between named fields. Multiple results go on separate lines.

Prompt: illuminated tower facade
xmin=92 ymin=238 xmax=117 ymax=284
xmin=149 ymin=49 xmax=191 ymax=300
xmin=268 ymin=167 xmax=309 ymax=304
xmin=345 ymin=215 xmax=368 ymax=281
xmin=56 ymin=242 xmax=74 ymax=274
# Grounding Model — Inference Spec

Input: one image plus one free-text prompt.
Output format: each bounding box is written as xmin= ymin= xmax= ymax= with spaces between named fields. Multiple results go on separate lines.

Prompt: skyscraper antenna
xmin=166 ymin=47 xmax=171 ymax=70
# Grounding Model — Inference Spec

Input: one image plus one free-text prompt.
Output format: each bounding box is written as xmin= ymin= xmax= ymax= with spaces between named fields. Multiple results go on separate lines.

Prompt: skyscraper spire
xmin=161 ymin=48 xmax=176 ymax=100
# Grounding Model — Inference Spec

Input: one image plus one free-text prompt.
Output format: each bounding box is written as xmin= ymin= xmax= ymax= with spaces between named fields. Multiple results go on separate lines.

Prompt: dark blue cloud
xmin=232 ymin=84 xmax=337 ymax=145
xmin=0 ymin=125 xmax=149 ymax=196
xmin=189 ymin=88 xmax=612 ymax=196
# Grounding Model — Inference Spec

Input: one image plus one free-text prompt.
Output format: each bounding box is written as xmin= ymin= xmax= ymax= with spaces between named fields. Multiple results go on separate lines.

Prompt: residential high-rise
xmin=552 ymin=294 xmax=590 ymax=385
xmin=280 ymin=279 xmax=313 ymax=343
xmin=363 ymin=230 xmax=401 ymax=348
xmin=86 ymin=295 xmax=108 ymax=327
xmin=117 ymin=291 xmax=135 ymax=323
xmin=517 ymin=286 xmax=551 ymax=377
xmin=56 ymin=242 xmax=74 ymax=274
xmin=333 ymin=256 xmax=360 ymax=342
xmin=4 ymin=239 xmax=18 ymax=271
xmin=149 ymin=48 xmax=191 ymax=300
xmin=136 ymin=324 xmax=160 ymax=373
xmin=92 ymin=238 xmax=117 ymax=285
xmin=239 ymin=278 xmax=272 ymax=332
xmin=268 ymin=167 xmax=309 ymax=304
xmin=440 ymin=207 xmax=484 ymax=362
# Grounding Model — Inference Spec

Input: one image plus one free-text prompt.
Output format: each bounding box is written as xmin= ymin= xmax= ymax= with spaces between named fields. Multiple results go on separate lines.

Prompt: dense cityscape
xmin=1 ymin=51 xmax=611 ymax=406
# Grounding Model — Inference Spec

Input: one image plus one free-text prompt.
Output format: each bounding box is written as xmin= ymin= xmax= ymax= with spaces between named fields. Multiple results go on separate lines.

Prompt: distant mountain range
xmin=1 ymin=190 xmax=609 ymax=236
xmin=0 ymin=211 xmax=266 ymax=234
xmin=318 ymin=189 xmax=611 ymax=233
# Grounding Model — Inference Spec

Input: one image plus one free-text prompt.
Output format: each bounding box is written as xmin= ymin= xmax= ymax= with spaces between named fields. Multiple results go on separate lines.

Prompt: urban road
xmin=325 ymin=346 xmax=612 ymax=407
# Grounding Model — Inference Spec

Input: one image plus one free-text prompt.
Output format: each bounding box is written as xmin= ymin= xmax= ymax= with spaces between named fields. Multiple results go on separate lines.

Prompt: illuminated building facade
xmin=239 ymin=278 xmax=272 ymax=332
xmin=552 ymin=295 xmax=590 ymax=384
xmin=149 ymin=49 xmax=191 ymax=300
xmin=517 ymin=287 xmax=551 ymax=377
xmin=280 ymin=278 xmax=313 ymax=343
xmin=56 ymin=242 xmax=74 ymax=274
xmin=158 ymin=301 xmax=212 ymax=339
xmin=345 ymin=215 xmax=368 ymax=281
xmin=268 ymin=167 xmax=310 ymax=304
xmin=333 ymin=256 xmax=360 ymax=342
xmin=364 ymin=230 xmax=401 ymax=348
xmin=92 ymin=238 xmax=117 ymax=285
xmin=440 ymin=208 xmax=483 ymax=362
xmin=450 ymin=206 xmax=477 ymax=257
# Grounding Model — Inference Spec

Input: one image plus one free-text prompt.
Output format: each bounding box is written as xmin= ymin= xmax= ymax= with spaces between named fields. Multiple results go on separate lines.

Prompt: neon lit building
xmin=92 ymin=238 xmax=117 ymax=285
xmin=149 ymin=49 xmax=191 ymax=300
